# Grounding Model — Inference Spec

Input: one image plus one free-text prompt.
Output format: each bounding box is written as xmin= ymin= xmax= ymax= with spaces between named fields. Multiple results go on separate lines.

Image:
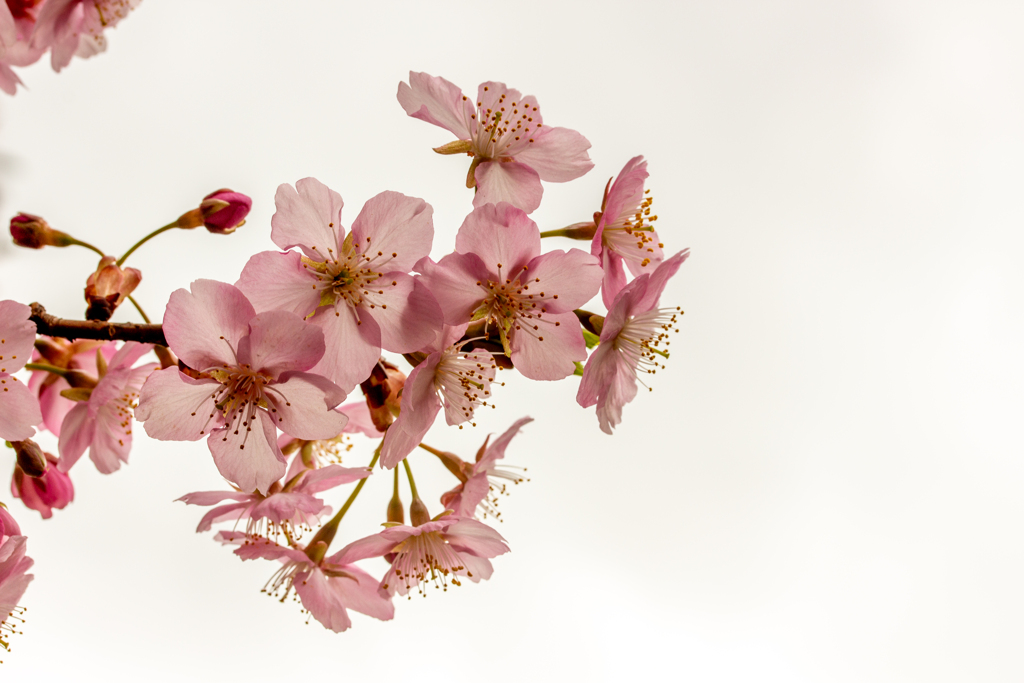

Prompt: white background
xmin=1 ymin=1 xmax=1022 ymax=680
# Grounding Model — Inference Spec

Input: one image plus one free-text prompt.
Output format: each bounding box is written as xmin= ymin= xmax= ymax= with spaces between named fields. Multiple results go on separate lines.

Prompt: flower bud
xmin=387 ymin=493 xmax=405 ymax=525
xmin=12 ymin=440 xmax=47 ymax=478
xmin=200 ymin=189 xmax=251 ymax=234
xmin=409 ymin=497 xmax=431 ymax=526
xmin=84 ymin=256 xmax=142 ymax=321
xmin=10 ymin=213 xmax=76 ymax=249
xmin=11 ymin=450 xmax=74 ymax=519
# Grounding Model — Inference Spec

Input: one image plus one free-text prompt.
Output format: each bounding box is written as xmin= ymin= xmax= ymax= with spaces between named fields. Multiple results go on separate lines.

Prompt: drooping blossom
xmin=333 ymin=515 xmax=509 ymax=598
xmin=230 ymin=537 xmax=393 ymax=633
xmin=0 ymin=1 xmax=46 ymax=95
xmin=417 ymin=202 xmax=602 ymax=380
xmin=135 ymin=280 xmax=348 ymax=494
xmin=31 ymin=0 xmax=141 ymax=73
xmin=0 ymin=300 xmax=42 ymax=442
xmin=591 ymin=156 xmax=665 ymax=308
xmin=380 ymin=323 xmax=498 ymax=469
xmin=236 ymin=178 xmax=442 ymax=393
xmin=29 ymin=337 xmax=115 ymax=437
xmin=83 ymin=255 xmax=142 ymax=321
xmin=440 ymin=416 xmax=532 ymax=520
xmin=58 ymin=341 xmax=155 ymax=474
xmin=12 ymin=451 xmax=74 ymax=519
xmin=577 ymin=250 xmax=689 ymax=434
xmin=280 ymin=401 xmax=382 ymax=479
xmin=0 ymin=506 xmax=33 ymax=655
xmin=398 ymin=72 xmax=593 ymax=214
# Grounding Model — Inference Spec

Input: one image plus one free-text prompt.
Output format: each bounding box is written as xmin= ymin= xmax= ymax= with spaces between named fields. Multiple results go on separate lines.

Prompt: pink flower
xmin=57 ymin=341 xmax=155 ymax=474
xmin=0 ymin=506 xmax=33 ymax=654
xmin=417 ymin=202 xmax=603 ymax=380
xmin=200 ymin=189 xmax=251 ymax=235
xmin=0 ymin=1 xmax=46 ymax=95
xmin=441 ymin=417 xmax=532 ymax=520
xmin=178 ymin=464 xmax=370 ymax=538
xmin=592 ymin=156 xmax=665 ymax=308
xmin=577 ymin=250 xmax=689 ymax=434
xmin=0 ymin=300 xmax=43 ymax=442
xmin=334 ymin=515 xmax=509 ymax=598
xmin=234 ymin=538 xmax=393 ymax=633
xmin=380 ymin=324 xmax=498 ymax=469
xmin=29 ymin=337 xmax=115 ymax=437
xmin=279 ymin=401 xmax=382 ymax=479
xmin=12 ymin=451 xmax=74 ymax=520
xmin=236 ymin=178 xmax=441 ymax=393
xmin=398 ymin=72 xmax=593 ymax=214
xmin=135 ymin=280 xmax=349 ymax=494
xmin=31 ymin=0 xmax=141 ymax=73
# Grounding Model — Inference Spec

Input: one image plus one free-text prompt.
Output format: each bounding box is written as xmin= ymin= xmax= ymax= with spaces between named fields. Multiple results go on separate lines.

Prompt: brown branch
xmin=29 ymin=302 xmax=167 ymax=346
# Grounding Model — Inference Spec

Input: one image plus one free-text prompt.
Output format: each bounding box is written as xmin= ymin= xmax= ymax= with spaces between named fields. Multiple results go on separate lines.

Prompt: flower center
xmin=468 ymin=89 xmax=542 ymax=160
xmin=604 ymin=188 xmax=662 ymax=268
xmin=615 ymin=306 xmax=682 ymax=383
xmin=434 ymin=344 xmax=498 ymax=426
xmin=385 ymin=531 xmax=469 ymax=598
xmin=473 ymin=266 xmax=562 ymax=355
xmin=300 ymin=233 xmax=401 ymax=311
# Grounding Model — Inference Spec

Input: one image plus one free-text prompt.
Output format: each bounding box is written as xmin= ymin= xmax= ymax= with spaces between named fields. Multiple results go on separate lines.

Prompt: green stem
xmin=308 ymin=441 xmax=382 ymax=552
xmin=393 ymin=465 xmax=401 ymax=498
xmin=402 ymin=458 xmax=420 ymax=500
xmin=417 ymin=443 xmax=446 ymax=458
xmin=539 ymin=228 xmax=573 ymax=238
xmin=23 ymin=362 xmax=70 ymax=378
xmin=68 ymin=238 xmax=107 ymax=258
xmin=127 ymin=295 xmax=151 ymax=323
xmin=117 ymin=221 xmax=180 ymax=266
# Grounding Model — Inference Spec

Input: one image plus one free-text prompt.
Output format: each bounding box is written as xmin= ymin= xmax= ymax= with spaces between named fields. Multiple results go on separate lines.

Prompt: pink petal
xmin=476 ymin=416 xmax=534 ymax=470
xmin=163 ymin=280 xmax=255 ymax=371
xmin=600 ymin=248 xmax=630 ymax=309
xmin=415 ymin=253 xmax=490 ymax=326
xmin=56 ymin=402 xmax=93 ymax=471
xmin=473 ymin=162 xmax=543 ymax=214
xmin=510 ymin=310 xmax=587 ymax=381
xmin=0 ymin=300 xmax=37 ymax=373
xmin=525 ymin=248 xmax=603 ymax=312
xmin=351 ymin=191 xmax=434 ymax=273
xmin=338 ymin=401 xmax=382 ymax=438
xmin=326 ymin=564 xmax=394 ymax=621
xmin=330 ymin=531 xmax=407 ymax=566
xmin=266 ymin=371 xmax=348 ymax=440
xmin=270 ymin=178 xmax=344 ymax=259
xmin=88 ymin=401 xmax=132 ymax=473
xmin=0 ymin=375 xmax=41 ymax=441
xmin=107 ymin=341 xmax=153 ymax=372
xmin=251 ymin=492 xmax=325 ymax=525
xmin=296 ymin=464 xmax=371 ymax=495
xmin=379 ymin=356 xmax=441 ymax=469
xmin=208 ymin=409 xmax=286 ymax=494
xmin=239 ymin=310 xmax=325 ymax=377
xmin=177 ymin=490 xmax=255 ymax=506
xmin=513 ymin=126 xmax=594 ymax=182
xmin=397 ymin=71 xmax=473 ymax=140
xmin=193 ymin=502 xmax=254 ymax=533
xmin=136 ymin=368 xmax=221 ymax=441
xmin=451 ymin=473 xmax=490 ymax=517
xmin=235 ymin=538 xmax=310 ymax=564
xmin=444 ymin=518 xmax=510 ymax=558
xmin=368 ymin=274 xmax=442 ymax=354
xmin=294 ymin=567 xmax=353 ymax=633
xmin=455 ymin=203 xmax=540 ymax=274
xmin=633 ymin=249 xmax=691 ymax=314
xmin=308 ymin=305 xmax=381 ymax=394
xmin=577 ymin=342 xmax=638 ymax=435
xmin=458 ymin=553 xmax=494 ymax=583
xmin=236 ymin=250 xmax=321 ymax=317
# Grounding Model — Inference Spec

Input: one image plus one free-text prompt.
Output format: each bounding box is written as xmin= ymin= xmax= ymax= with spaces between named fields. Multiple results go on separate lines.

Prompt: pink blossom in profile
xmin=577 ymin=250 xmax=689 ymax=434
xmin=380 ymin=324 xmax=498 ymax=469
xmin=0 ymin=0 xmax=47 ymax=95
xmin=398 ymin=72 xmax=593 ymax=214
xmin=0 ymin=506 xmax=33 ymax=655
xmin=236 ymin=178 xmax=442 ymax=394
xmin=12 ymin=452 xmax=74 ymax=519
xmin=0 ymin=300 xmax=43 ymax=442
xmin=417 ymin=202 xmax=602 ymax=380
xmin=591 ymin=156 xmax=665 ymax=308
xmin=31 ymin=0 xmax=141 ymax=73
xmin=178 ymin=464 xmax=370 ymax=539
xmin=279 ymin=401 xmax=381 ymax=480
xmin=234 ymin=538 xmax=393 ymax=633
xmin=57 ymin=341 xmax=155 ymax=474
xmin=29 ymin=337 xmax=116 ymax=437
xmin=441 ymin=417 xmax=532 ymax=520
xmin=333 ymin=515 xmax=509 ymax=598
xmin=135 ymin=280 xmax=349 ymax=494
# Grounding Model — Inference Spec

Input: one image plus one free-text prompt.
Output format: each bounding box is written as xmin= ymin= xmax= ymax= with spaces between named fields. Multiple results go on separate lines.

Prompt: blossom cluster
xmin=1 ymin=71 xmax=688 ymax=641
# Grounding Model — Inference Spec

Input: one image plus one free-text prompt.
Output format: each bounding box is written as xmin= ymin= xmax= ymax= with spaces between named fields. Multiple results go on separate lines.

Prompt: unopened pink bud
xmin=84 ymin=256 xmax=143 ymax=321
xmin=200 ymin=189 xmax=251 ymax=234
xmin=12 ymin=450 xmax=74 ymax=520
xmin=10 ymin=213 xmax=76 ymax=249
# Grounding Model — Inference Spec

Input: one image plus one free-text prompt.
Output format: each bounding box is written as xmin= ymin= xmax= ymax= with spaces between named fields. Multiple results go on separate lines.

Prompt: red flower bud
xmin=9 ymin=213 xmax=76 ymax=249
xmin=200 ymin=189 xmax=251 ymax=234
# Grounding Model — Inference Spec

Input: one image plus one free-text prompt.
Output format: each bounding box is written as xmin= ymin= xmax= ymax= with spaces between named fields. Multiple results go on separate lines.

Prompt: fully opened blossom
xmin=29 ymin=337 xmax=115 ymax=436
xmin=237 ymin=178 xmax=441 ymax=393
xmin=398 ymin=72 xmax=593 ymax=214
xmin=417 ymin=202 xmax=602 ymax=380
xmin=233 ymin=538 xmax=393 ymax=633
xmin=334 ymin=515 xmax=509 ymax=598
xmin=58 ymin=341 xmax=155 ymax=474
xmin=0 ymin=506 xmax=33 ymax=655
xmin=31 ymin=0 xmax=140 ymax=73
xmin=380 ymin=324 xmax=498 ymax=469
xmin=0 ymin=1 xmax=46 ymax=95
xmin=0 ymin=300 xmax=43 ymax=442
xmin=592 ymin=156 xmax=665 ymax=308
xmin=136 ymin=280 xmax=349 ymax=494
xmin=578 ymin=250 xmax=689 ymax=434
xmin=441 ymin=416 xmax=532 ymax=520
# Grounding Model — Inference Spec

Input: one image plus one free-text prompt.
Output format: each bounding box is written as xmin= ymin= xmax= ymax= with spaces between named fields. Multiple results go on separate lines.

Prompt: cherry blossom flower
xmin=441 ymin=416 xmax=532 ymax=520
xmin=417 ymin=202 xmax=603 ymax=380
xmin=31 ymin=0 xmax=141 ymax=73
xmin=279 ymin=401 xmax=381 ymax=479
xmin=29 ymin=337 xmax=115 ymax=437
xmin=200 ymin=189 xmax=251 ymax=234
xmin=0 ymin=1 xmax=46 ymax=95
xmin=135 ymin=279 xmax=349 ymax=494
xmin=591 ymin=156 xmax=665 ymax=308
xmin=12 ymin=450 xmax=74 ymax=519
xmin=0 ymin=300 xmax=43 ymax=442
xmin=58 ymin=341 xmax=155 ymax=474
xmin=233 ymin=538 xmax=393 ymax=633
xmin=380 ymin=323 xmax=498 ymax=469
xmin=236 ymin=178 xmax=441 ymax=393
xmin=0 ymin=506 xmax=33 ymax=656
xmin=577 ymin=250 xmax=689 ymax=434
xmin=398 ymin=72 xmax=593 ymax=213
xmin=333 ymin=515 xmax=509 ymax=598
xmin=178 ymin=464 xmax=370 ymax=538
